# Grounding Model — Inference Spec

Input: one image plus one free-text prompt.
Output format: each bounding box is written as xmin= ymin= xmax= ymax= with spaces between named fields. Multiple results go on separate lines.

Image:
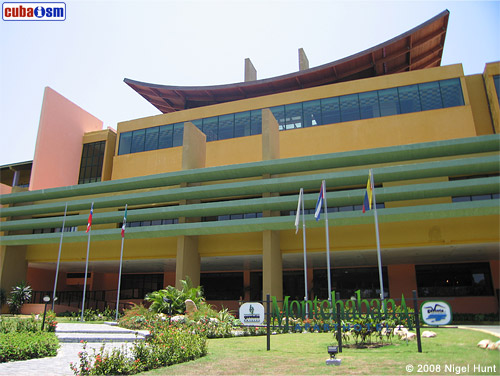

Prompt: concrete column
xmin=245 ymin=58 xmax=257 ymax=82
xmin=298 ymin=48 xmax=309 ymax=71
xmin=262 ymin=230 xmax=282 ymax=300
xmin=387 ymin=264 xmax=417 ymax=299
xmin=261 ymin=109 xmax=280 ymax=161
xmin=175 ymin=122 xmax=206 ymax=289
xmin=0 ymin=245 xmax=28 ymax=293
xmin=176 ymin=236 xmax=201 ymax=288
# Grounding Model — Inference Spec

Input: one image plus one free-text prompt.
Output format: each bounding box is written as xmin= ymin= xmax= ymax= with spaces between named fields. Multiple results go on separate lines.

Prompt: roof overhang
xmin=124 ymin=10 xmax=449 ymax=114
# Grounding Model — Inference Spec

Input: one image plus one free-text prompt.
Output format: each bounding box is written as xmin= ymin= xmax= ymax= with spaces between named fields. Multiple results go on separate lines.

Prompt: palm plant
xmin=7 ymin=281 xmax=32 ymax=314
xmin=145 ymin=277 xmax=205 ymax=315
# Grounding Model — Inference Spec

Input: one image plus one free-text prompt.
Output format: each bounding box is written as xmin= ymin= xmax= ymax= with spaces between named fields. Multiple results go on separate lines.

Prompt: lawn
xmin=140 ymin=328 xmax=500 ymax=375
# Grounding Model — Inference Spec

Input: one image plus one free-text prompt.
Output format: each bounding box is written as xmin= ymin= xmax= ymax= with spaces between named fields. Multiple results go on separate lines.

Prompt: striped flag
xmin=314 ymin=182 xmax=324 ymax=221
xmin=86 ymin=203 xmax=94 ymax=233
xmin=362 ymin=171 xmax=373 ymax=213
xmin=121 ymin=205 xmax=128 ymax=238
xmin=295 ymin=188 xmax=303 ymax=234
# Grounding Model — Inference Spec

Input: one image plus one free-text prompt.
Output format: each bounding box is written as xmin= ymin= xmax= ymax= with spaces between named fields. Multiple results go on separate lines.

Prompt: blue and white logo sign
xmin=3 ymin=2 xmax=66 ymax=21
xmin=421 ymin=301 xmax=452 ymax=325
xmin=239 ymin=302 xmax=265 ymax=326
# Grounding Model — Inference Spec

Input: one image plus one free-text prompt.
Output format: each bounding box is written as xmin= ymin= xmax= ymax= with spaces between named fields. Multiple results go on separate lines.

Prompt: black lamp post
xmin=41 ymin=295 xmax=50 ymax=331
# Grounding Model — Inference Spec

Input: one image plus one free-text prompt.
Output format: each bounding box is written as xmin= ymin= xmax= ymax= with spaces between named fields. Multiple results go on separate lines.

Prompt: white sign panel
xmin=421 ymin=301 xmax=452 ymax=326
xmin=239 ymin=302 xmax=265 ymax=326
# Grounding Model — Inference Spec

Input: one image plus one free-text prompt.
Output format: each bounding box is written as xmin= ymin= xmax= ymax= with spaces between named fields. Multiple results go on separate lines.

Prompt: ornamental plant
xmin=145 ymin=277 xmax=204 ymax=315
xmin=7 ymin=281 xmax=32 ymax=314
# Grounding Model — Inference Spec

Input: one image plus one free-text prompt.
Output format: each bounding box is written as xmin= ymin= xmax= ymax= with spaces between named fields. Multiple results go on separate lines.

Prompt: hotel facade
xmin=1 ymin=10 xmax=499 ymax=315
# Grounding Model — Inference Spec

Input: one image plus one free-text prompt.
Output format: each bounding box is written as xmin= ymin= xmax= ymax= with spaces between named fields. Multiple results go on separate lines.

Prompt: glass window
xmin=398 ymin=85 xmax=421 ymax=113
xmin=321 ymin=97 xmax=340 ymax=124
xmin=202 ymin=117 xmax=218 ymax=142
xmin=172 ymin=123 xmax=184 ymax=147
xmin=158 ymin=124 xmax=173 ymax=149
xmin=78 ymin=141 xmax=105 ymax=184
xmin=303 ymin=100 xmax=322 ymax=127
xmin=440 ymin=78 xmax=465 ymax=108
xmin=131 ymin=129 xmax=145 ymax=153
xmin=191 ymin=119 xmax=203 ymax=132
xmin=250 ymin=109 xmax=262 ymax=135
xmin=340 ymin=94 xmax=360 ymax=121
xmin=118 ymin=132 xmax=132 ymax=155
xmin=378 ymin=88 xmax=400 ymax=116
xmin=419 ymin=81 xmax=443 ymax=111
xmin=494 ymin=75 xmax=500 ymax=105
xmin=234 ymin=111 xmax=251 ymax=137
xmin=284 ymin=103 xmax=303 ymax=130
xmin=144 ymin=127 xmax=159 ymax=151
xmin=416 ymin=262 xmax=494 ymax=297
xmin=359 ymin=91 xmax=380 ymax=119
xmin=218 ymin=114 xmax=234 ymax=140
xmin=270 ymin=106 xmax=285 ymax=130
xmin=201 ymin=272 xmax=244 ymax=300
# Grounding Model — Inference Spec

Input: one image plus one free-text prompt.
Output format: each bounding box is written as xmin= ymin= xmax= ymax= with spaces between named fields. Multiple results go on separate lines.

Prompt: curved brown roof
xmin=125 ymin=10 xmax=449 ymax=114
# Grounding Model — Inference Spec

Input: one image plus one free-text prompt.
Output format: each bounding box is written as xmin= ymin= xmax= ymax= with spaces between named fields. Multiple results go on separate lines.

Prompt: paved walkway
xmin=457 ymin=324 xmax=500 ymax=338
xmin=0 ymin=323 xmax=148 ymax=376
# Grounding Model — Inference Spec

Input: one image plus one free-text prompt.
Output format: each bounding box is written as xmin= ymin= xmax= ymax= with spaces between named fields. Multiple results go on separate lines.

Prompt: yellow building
xmin=1 ymin=10 xmax=499 ymax=315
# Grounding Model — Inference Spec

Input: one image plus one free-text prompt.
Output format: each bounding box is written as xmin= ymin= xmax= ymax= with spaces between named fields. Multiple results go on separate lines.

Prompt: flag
xmin=295 ymin=188 xmax=303 ymax=234
xmin=86 ymin=203 xmax=94 ymax=233
xmin=362 ymin=171 xmax=373 ymax=213
xmin=314 ymin=182 xmax=324 ymax=221
xmin=121 ymin=205 xmax=128 ymax=238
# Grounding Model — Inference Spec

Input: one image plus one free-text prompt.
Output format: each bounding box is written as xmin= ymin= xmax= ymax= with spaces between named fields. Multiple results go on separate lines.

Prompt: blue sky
xmin=0 ymin=0 xmax=499 ymax=166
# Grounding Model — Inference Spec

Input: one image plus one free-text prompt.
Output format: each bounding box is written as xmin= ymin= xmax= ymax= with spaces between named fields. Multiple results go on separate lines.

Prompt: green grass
xmin=140 ymin=328 xmax=500 ymax=375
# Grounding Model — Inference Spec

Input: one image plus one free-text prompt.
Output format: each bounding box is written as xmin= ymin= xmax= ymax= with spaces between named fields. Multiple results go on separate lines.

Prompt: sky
xmin=0 ymin=0 xmax=499 ymax=166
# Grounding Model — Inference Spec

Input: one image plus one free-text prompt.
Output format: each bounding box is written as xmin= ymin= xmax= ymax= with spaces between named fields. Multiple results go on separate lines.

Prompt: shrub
xmin=0 ymin=331 xmax=59 ymax=362
xmin=7 ymin=281 xmax=32 ymax=314
xmin=118 ymin=304 xmax=153 ymax=330
xmin=145 ymin=277 xmax=204 ymax=315
xmin=70 ymin=325 xmax=207 ymax=375
xmin=44 ymin=310 xmax=58 ymax=332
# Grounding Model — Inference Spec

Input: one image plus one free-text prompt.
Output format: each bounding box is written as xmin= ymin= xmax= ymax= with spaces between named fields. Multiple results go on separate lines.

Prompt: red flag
xmin=86 ymin=203 xmax=94 ymax=233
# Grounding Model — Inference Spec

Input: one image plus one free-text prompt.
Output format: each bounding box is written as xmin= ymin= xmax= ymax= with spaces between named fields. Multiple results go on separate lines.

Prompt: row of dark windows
xmin=452 ymin=193 xmax=499 ymax=202
xmin=201 ymin=262 xmax=494 ymax=301
xmin=118 ymin=78 xmax=465 ymax=155
xmin=78 ymin=141 xmax=105 ymax=184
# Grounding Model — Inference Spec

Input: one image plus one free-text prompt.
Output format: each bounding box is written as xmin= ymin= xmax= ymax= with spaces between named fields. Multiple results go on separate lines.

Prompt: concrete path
xmin=457 ymin=325 xmax=500 ymax=338
xmin=0 ymin=322 xmax=148 ymax=376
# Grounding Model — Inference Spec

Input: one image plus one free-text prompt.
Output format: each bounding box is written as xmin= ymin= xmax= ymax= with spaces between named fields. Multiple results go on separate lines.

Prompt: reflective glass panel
xmin=419 ymin=81 xmax=442 ymax=111
xmin=340 ymin=94 xmax=360 ymax=121
xmin=378 ymin=88 xmax=400 ymax=116
xmin=118 ymin=132 xmax=132 ymax=155
xmin=321 ymin=97 xmax=340 ymax=124
xmin=158 ymin=124 xmax=173 ymax=149
xmin=303 ymin=100 xmax=322 ymax=127
xmin=131 ymin=129 xmax=145 ymax=153
xmin=284 ymin=103 xmax=303 ymax=130
xmin=172 ymin=123 xmax=184 ymax=147
xmin=250 ymin=109 xmax=262 ymax=135
xmin=359 ymin=91 xmax=380 ymax=119
xmin=440 ymin=78 xmax=465 ymax=108
xmin=145 ymin=127 xmax=159 ymax=151
xmin=234 ymin=111 xmax=251 ymax=137
xmin=202 ymin=117 xmax=218 ymax=142
xmin=218 ymin=114 xmax=234 ymax=140
xmin=270 ymin=106 xmax=285 ymax=130
xmin=494 ymin=75 xmax=500 ymax=105
xmin=398 ymin=85 xmax=421 ymax=113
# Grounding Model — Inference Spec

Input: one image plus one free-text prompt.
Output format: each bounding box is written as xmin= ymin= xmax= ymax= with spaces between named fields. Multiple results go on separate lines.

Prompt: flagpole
xmin=300 ymin=188 xmax=309 ymax=318
xmin=322 ymin=180 xmax=332 ymax=307
xmin=370 ymin=169 xmax=385 ymax=306
xmin=52 ymin=202 xmax=67 ymax=310
xmin=115 ymin=204 xmax=127 ymax=321
xmin=81 ymin=202 xmax=93 ymax=322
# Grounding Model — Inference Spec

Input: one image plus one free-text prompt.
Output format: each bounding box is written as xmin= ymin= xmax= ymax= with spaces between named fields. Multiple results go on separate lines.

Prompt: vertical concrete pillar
xmin=298 ymin=48 xmax=309 ymax=71
xmin=262 ymin=230 xmax=282 ymax=300
xmin=261 ymin=109 xmax=282 ymax=301
xmin=244 ymin=58 xmax=257 ymax=82
xmin=175 ymin=122 xmax=206 ymax=289
xmin=261 ymin=108 xmax=280 ymax=161
xmin=176 ymin=236 xmax=201 ymax=288
xmin=0 ymin=245 xmax=28 ymax=293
